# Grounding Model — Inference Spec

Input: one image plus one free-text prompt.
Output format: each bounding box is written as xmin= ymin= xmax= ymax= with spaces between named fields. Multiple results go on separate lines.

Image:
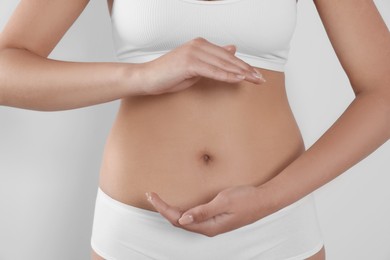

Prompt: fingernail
xmin=145 ymin=192 xmax=152 ymax=203
xmin=228 ymin=45 xmax=235 ymax=51
xmin=252 ymin=72 xmax=266 ymax=82
xmin=178 ymin=215 xmax=194 ymax=225
xmin=236 ymin=74 xmax=246 ymax=80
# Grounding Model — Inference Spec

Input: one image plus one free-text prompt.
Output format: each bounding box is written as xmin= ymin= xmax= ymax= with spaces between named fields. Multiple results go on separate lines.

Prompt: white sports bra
xmin=110 ymin=0 xmax=298 ymax=72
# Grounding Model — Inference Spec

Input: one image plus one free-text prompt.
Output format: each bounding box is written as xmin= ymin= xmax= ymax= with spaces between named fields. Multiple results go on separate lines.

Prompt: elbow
xmin=0 ymin=49 xmax=6 ymax=106
xmin=0 ymin=86 xmax=3 ymax=107
xmin=352 ymin=69 xmax=390 ymax=139
xmin=0 ymin=47 xmax=30 ymax=107
xmin=376 ymin=80 xmax=390 ymax=139
xmin=0 ymin=80 xmax=3 ymax=107
xmin=375 ymin=90 xmax=390 ymax=140
xmin=359 ymin=87 xmax=390 ymax=140
xmin=0 ymin=90 xmax=3 ymax=107
xmin=384 ymin=92 xmax=390 ymax=140
xmin=0 ymin=47 xmax=23 ymax=108
xmin=0 ymin=48 xmax=13 ymax=107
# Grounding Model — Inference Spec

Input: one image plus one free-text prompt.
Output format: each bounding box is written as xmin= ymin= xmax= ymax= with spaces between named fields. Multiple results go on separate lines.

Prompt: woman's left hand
xmin=145 ymin=185 xmax=278 ymax=237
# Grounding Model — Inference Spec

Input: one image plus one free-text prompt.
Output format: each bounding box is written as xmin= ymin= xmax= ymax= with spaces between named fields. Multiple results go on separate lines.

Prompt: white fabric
xmin=110 ymin=0 xmax=298 ymax=72
xmin=91 ymin=187 xmax=324 ymax=260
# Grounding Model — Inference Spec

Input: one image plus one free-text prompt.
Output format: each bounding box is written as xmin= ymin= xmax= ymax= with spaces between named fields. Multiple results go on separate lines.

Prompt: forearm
xmin=260 ymin=91 xmax=390 ymax=210
xmin=0 ymin=48 xmax=143 ymax=111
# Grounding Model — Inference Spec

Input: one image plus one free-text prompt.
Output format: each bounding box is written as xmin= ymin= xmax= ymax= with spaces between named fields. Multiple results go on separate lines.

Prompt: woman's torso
xmin=99 ymin=0 xmax=303 ymax=212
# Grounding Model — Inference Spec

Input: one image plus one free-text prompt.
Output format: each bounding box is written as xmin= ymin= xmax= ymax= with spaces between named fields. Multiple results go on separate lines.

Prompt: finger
xmin=187 ymin=38 xmax=266 ymax=83
xmin=178 ymin=193 xmax=229 ymax=225
xmin=194 ymin=60 xmax=265 ymax=84
xmin=188 ymin=38 xmax=265 ymax=82
xmin=199 ymin=47 xmax=257 ymax=77
xmin=222 ymin=45 xmax=236 ymax=53
xmin=195 ymin=50 xmax=247 ymax=76
xmin=196 ymin=39 xmax=258 ymax=75
xmin=195 ymin=52 xmax=265 ymax=84
xmin=146 ymin=192 xmax=183 ymax=226
xmin=180 ymin=212 xmax=232 ymax=237
xmin=192 ymin=61 xmax=246 ymax=83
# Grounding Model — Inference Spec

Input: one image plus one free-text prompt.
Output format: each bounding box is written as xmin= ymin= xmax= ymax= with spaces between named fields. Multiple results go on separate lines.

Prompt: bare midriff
xmin=98 ymin=67 xmax=305 ymax=212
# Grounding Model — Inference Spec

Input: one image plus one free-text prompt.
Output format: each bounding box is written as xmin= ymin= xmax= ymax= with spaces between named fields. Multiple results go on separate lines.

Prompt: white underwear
xmin=91 ymin=187 xmax=324 ymax=260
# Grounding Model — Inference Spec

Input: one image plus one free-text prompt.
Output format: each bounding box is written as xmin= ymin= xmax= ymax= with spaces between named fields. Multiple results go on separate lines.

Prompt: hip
xmin=91 ymin=187 xmax=324 ymax=260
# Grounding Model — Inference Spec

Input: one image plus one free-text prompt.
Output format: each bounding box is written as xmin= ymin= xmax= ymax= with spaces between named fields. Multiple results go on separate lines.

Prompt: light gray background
xmin=0 ymin=0 xmax=389 ymax=259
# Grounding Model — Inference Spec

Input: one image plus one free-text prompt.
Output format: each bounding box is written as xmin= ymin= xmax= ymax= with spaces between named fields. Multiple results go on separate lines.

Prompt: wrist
xmin=118 ymin=62 xmax=148 ymax=96
xmin=255 ymin=182 xmax=284 ymax=216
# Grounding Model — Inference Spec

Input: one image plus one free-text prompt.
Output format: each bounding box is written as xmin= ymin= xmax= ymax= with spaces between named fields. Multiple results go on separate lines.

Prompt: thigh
xmin=306 ymin=246 xmax=326 ymax=260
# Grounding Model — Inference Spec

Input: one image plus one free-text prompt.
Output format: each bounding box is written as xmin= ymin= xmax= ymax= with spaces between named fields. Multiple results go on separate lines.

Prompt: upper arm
xmin=0 ymin=0 xmax=90 ymax=57
xmin=313 ymin=0 xmax=390 ymax=96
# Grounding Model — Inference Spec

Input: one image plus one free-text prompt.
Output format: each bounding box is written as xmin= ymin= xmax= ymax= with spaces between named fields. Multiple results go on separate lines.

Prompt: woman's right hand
xmin=135 ymin=37 xmax=266 ymax=95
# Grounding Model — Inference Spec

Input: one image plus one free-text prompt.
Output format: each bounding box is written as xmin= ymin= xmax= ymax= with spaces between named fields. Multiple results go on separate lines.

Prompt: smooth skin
xmin=0 ymin=1 xmax=263 ymax=110
xmin=147 ymin=0 xmax=390 ymax=236
xmin=1 ymin=0 xmax=389 ymax=260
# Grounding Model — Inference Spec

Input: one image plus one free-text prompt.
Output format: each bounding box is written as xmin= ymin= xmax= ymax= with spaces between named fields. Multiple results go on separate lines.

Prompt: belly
xmin=98 ymin=68 xmax=305 ymax=212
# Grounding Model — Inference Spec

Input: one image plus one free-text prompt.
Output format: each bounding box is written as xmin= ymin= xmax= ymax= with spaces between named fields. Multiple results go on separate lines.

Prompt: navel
xmin=200 ymin=152 xmax=213 ymax=165
xmin=203 ymin=154 xmax=211 ymax=162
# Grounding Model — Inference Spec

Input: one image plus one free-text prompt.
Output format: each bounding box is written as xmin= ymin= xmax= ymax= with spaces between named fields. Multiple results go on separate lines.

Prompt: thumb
xmin=222 ymin=44 xmax=236 ymax=53
xmin=178 ymin=195 xmax=227 ymax=225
